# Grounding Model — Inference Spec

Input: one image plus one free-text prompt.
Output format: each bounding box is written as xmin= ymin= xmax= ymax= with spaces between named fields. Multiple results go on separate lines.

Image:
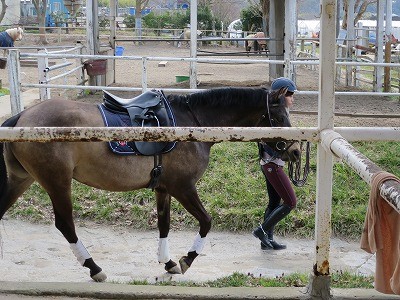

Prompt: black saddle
xmin=102 ymin=90 xmax=175 ymax=156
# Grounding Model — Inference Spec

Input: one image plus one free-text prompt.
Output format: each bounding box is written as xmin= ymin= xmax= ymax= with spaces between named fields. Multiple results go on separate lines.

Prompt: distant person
xmin=252 ymin=77 xmax=298 ymax=250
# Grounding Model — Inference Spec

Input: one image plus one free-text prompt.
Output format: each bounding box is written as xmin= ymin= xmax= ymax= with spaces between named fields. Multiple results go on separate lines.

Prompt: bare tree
xmin=341 ymin=0 xmax=377 ymax=29
xmin=211 ymin=0 xmax=245 ymax=28
xmin=135 ymin=0 xmax=150 ymax=38
xmin=0 ymin=0 xmax=7 ymax=24
xmin=32 ymin=0 xmax=49 ymax=44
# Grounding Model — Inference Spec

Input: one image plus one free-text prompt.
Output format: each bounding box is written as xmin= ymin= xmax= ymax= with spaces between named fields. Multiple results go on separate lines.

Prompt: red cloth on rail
xmin=360 ymin=171 xmax=400 ymax=295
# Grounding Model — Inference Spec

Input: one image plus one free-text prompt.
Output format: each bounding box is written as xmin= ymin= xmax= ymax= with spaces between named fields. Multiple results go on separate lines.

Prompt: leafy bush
xmin=123 ymin=15 xmax=135 ymax=28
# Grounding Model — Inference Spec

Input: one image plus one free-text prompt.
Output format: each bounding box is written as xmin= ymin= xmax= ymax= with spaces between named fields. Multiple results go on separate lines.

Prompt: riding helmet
xmin=271 ymin=77 xmax=297 ymax=93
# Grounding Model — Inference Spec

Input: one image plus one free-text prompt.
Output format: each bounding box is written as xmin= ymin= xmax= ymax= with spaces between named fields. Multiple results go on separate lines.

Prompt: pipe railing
xmin=321 ymin=129 xmax=400 ymax=212
xmin=16 ymin=51 xmax=400 ymax=96
xmin=0 ymin=126 xmax=398 ymax=211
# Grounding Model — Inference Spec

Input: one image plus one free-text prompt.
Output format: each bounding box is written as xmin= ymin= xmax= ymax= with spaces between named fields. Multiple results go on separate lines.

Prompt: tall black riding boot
xmin=260 ymin=207 xmax=273 ymax=250
xmin=267 ymin=230 xmax=287 ymax=250
xmin=253 ymin=204 xmax=291 ymax=249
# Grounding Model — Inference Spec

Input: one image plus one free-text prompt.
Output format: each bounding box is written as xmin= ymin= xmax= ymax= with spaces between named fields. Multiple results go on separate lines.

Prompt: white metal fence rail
xmin=36 ymin=44 xmax=86 ymax=101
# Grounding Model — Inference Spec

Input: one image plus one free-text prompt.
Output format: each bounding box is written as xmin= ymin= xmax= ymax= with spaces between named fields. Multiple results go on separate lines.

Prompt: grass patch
xmin=127 ymin=271 xmax=374 ymax=289
xmin=0 ymin=88 xmax=10 ymax=95
xmin=12 ymin=141 xmax=399 ymax=239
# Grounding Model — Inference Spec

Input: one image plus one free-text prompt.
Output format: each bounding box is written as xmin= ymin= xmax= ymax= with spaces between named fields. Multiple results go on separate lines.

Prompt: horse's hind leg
xmin=155 ymin=187 xmax=181 ymax=274
xmin=0 ymin=147 xmax=35 ymax=219
xmin=0 ymin=175 xmax=34 ymax=220
xmin=39 ymin=176 xmax=107 ymax=282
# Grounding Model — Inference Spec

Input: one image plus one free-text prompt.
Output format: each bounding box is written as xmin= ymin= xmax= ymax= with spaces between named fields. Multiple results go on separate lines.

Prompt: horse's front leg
xmin=171 ymin=186 xmax=212 ymax=274
xmin=155 ymin=188 xmax=181 ymax=274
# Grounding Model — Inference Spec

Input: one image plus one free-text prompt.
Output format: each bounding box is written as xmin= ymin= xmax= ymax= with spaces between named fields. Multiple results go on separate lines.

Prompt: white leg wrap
xmin=188 ymin=233 xmax=206 ymax=254
xmin=70 ymin=240 xmax=91 ymax=266
xmin=157 ymin=237 xmax=170 ymax=263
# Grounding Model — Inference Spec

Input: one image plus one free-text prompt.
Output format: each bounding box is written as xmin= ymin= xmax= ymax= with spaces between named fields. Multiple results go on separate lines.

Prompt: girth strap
xmin=148 ymin=154 xmax=163 ymax=189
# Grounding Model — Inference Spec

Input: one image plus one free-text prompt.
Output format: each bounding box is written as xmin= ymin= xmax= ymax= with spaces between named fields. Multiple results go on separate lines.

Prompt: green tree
xmin=240 ymin=4 xmax=262 ymax=32
xmin=123 ymin=15 xmax=136 ymax=28
xmin=50 ymin=10 xmax=66 ymax=27
xmin=141 ymin=5 xmax=222 ymax=32
xmin=197 ymin=4 xmax=215 ymax=31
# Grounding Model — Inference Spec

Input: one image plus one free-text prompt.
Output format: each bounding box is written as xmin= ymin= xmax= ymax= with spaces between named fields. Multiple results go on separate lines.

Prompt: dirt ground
xmin=0 ymin=218 xmax=375 ymax=284
xmin=0 ymin=36 xmax=398 ymax=284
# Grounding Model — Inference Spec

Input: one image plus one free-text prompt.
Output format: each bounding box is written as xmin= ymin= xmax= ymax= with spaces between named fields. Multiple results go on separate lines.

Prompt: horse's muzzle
xmin=281 ymin=141 xmax=301 ymax=162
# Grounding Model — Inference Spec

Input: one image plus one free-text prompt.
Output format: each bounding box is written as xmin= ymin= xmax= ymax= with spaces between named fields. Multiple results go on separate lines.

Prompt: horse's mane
xmin=168 ymin=87 xmax=269 ymax=109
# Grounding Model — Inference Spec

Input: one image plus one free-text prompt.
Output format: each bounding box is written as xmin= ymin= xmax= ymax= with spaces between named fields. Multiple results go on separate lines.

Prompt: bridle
xmin=260 ymin=90 xmax=311 ymax=187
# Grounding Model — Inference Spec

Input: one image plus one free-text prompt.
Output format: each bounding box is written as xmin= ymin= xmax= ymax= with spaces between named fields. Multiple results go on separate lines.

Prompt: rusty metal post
xmin=307 ymin=0 xmax=337 ymax=298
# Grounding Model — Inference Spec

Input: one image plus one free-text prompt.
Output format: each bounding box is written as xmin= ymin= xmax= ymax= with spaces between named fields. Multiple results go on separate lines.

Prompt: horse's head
xmin=260 ymin=87 xmax=301 ymax=162
xmin=6 ymin=27 xmax=23 ymax=41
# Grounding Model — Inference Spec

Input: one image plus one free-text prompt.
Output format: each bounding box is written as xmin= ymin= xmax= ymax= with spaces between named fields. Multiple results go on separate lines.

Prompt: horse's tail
xmin=0 ymin=113 xmax=22 ymax=196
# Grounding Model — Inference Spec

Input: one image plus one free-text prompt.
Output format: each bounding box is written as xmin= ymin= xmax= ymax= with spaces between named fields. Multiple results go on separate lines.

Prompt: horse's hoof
xmin=179 ymin=257 xmax=190 ymax=274
xmin=166 ymin=265 xmax=181 ymax=274
xmin=91 ymin=271 xmax=107 ymax=282
xmin=165 ymin=259 xmax=181 ymax=274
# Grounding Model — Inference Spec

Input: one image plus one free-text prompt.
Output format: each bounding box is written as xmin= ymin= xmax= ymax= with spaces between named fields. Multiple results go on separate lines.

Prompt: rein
xmin=254 ymin=92 xmax=270 ymax=127
xmin=288 ymin=141 xmax=311 ymax=187
xmin=185 ymin=100 xmax=202 ymax=126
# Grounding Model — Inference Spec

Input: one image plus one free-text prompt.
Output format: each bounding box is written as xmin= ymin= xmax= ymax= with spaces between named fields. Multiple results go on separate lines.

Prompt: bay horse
xmin=0 ymin=27 xmax=23 ymax=47
xmin=0 ymin=87 xmax=300 ymax=282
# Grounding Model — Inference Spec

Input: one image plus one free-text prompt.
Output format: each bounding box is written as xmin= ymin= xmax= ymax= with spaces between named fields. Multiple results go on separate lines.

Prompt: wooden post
xmin=383 ymin=0 xmax=392 ymax=92
xmin=374 ymin=0 xmax=385 ymax=92
xmin=86 ymin=0 xmax=100 ymax=88
xmin=269 ymin=0 xmax=285 ymax=79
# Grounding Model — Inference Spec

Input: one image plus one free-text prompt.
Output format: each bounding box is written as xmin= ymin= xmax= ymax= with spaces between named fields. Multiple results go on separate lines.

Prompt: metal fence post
xmin=75 ymin=42 xmax=85 ymax=95
xmin=7 ymin=49 xmax=23 ymax=116
xmin=37 ymin=49 xmax=50 ymax=100
xmin=141 ymin=57 xmax=148 ymax=93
